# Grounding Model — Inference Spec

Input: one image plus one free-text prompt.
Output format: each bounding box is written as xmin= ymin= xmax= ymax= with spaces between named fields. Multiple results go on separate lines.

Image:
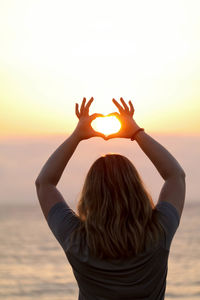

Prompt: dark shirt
xmin=47 ymin=201 xmax=180 ymax=300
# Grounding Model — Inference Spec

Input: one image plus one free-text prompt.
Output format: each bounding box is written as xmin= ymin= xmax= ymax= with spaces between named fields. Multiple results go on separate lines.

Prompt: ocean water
xmin=0 ymin=134 xmax=200 ymax=299
xmin=0 ymin=201 xmax=199 ymax=300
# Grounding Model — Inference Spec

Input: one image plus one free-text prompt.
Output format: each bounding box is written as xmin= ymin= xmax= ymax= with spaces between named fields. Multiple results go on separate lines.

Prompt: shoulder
xmin=156 ymin=201 xmax=180 ymax=224
xmin=47 ymin=201 xmax=81 ymax=247
xmin=155 ymin=201 xmax=180 ymax=250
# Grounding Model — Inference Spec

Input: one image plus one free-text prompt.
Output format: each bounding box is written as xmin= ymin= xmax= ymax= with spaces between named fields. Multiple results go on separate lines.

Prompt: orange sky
xmin=1 ymin=0 xmax=200 ymax=137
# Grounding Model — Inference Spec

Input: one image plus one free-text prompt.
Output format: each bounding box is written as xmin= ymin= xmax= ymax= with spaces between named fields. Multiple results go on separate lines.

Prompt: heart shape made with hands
xmin=91 ymin=115 xmax=121 ymax=136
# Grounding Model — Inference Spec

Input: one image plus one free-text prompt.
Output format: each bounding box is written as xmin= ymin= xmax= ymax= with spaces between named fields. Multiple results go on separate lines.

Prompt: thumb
xmin=92 ymin=130 xmax=106 ymax=139
xmin=107 ymin=112 xmax=120 ymax=118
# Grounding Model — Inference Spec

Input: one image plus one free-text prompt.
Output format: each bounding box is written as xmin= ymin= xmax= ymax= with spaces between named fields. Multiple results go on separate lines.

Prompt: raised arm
xmin=135 ymin=131 xmax=186 ymax=217
xmin=106 ymin=97 xmax=186 ymax=218
xmin=35 ymin=97 xmax=105 ymax=219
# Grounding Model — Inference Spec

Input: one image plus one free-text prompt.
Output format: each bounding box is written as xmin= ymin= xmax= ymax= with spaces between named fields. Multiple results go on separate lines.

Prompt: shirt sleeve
xmin=155 ymin=201 xmax=180 ymax=250
xmin=47 ymin=201 xmax=80 ymax=249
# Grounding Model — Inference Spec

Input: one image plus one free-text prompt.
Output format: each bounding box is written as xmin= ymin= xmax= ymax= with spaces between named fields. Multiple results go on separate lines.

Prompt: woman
xmin=35 ymin=97 xmax=186 ymax=300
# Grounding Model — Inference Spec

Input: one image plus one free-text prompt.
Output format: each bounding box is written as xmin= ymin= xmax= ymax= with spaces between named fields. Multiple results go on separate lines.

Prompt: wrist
xmin=130 ymin=120 xmax=140 ymax=132
xmin=129 ymin=122 xmax=140 ymax=137
xmin=130 ymin=128 xmax=145 ymax=141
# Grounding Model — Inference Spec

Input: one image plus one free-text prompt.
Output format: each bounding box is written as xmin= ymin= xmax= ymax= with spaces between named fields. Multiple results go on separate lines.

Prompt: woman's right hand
xmin=105 ymin=97 xmax=141 ymax=140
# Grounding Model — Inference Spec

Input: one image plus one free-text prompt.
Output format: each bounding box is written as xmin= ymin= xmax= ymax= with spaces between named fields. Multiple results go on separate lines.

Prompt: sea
xmin=0 ymin=202 xmax=200 ymax=300
xmin=0 ymin=134 xmax=200 ymax=299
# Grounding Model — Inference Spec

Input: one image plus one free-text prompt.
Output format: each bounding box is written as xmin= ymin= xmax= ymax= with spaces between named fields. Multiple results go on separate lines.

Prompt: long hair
xmin=72 ymin=154 xmax=164 ymax=259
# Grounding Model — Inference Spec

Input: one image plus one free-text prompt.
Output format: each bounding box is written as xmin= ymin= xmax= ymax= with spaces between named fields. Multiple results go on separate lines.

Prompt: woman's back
xmin=47 ymin=200 xmax=180 ymax=300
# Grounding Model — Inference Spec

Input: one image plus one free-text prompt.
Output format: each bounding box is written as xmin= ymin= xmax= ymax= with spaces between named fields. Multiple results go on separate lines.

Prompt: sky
xmin=1 ymin=135 xmax=199 ymax=205
xmin=1 ymin=0 xmax=200 ymax=137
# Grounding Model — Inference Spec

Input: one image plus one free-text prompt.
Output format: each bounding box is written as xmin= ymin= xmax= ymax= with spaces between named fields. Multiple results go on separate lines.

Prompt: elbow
xmin=165 ymin=169 xmax=186 ymax=180
xmin=35 ymin=176 xmax=46 ymax=188
xmin=180 ymin=169 xmax=186 ymax=178
xmin=35 ymin=177 xmax=56 ymax=187
xmin=176 ymin=170 xmax=186 ymax=181
xmin=35 ymin=178 xmax=41 ymax=188
xmin=174 ymin=169 xmax=186 ymax=179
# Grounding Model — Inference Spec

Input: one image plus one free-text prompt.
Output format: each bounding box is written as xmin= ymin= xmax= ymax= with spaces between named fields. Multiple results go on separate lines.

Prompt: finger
xmin=89 ymin=113 xmax=104 ymax=121
xmin=120 ymin=97 xmax=129 ymax=112
xmin=128 ymin=100 xmax=135 ymax=115
xmin=106 ymin=112 xmax=120 ymax=118
xmin=75 ymin=103 xmax=80 ymax=118
xmin=84 ymin=97 xmax=94 ymax=114
xmin=92 ymin=131 xmax=106 ymax=139
xmin=112 ymin=98 xmax=124 ymax=113
xmin=80 ymin=97 xmax=86 ymax=115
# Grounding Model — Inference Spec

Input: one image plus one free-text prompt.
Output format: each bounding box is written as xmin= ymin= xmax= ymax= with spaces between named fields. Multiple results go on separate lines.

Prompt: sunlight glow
xmin=91 ymin=116 xmax=121 ymax=136
xmin=0 ymin=0 xmax=200 ymax=136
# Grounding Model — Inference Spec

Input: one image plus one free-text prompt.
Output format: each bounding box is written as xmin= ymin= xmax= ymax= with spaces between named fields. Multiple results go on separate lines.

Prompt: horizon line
xmin=1 ymin=131 xmax=200 ymax=142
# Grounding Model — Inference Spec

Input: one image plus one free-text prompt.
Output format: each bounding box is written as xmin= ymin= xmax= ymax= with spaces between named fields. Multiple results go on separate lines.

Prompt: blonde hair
xmin=72 ymin=154 xmax=164 ymax=259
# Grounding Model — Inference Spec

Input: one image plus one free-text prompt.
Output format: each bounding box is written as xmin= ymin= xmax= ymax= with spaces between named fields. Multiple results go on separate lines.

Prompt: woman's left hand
xmin=73 ymin=97 xmax=105 ymax=141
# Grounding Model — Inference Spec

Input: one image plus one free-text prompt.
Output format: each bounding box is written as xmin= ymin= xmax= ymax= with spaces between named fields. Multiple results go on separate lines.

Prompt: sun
xmin=91 ymin=116 xmax=121 ymax=136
